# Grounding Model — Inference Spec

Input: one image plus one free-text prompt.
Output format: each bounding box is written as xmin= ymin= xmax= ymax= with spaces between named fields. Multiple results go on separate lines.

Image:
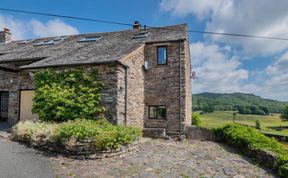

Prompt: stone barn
xmin=0 ymin=23 xmax=191 ymax=136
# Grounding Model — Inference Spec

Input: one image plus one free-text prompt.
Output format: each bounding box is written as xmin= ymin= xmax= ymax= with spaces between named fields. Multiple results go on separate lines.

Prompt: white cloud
xmin=0 ymin=14 xmax=27 ymax=40
xmin=30 ymin=19 xmax=79 ymax=37
xmin=0 ymin=14 xmax=79 ymax=40
xmin=160 ymin=0 xmax=288 ymax=56
xmin=191 ymin=42 xmax=288 ymax=101
xmin=258 ymin=52 xmax=288 ymax=101
xmin=160 ymin=0 xmax=219 ymax=19
xmin=238 ymin=52 xmax=288 ymax=101
xmin=266 ymin=53 xmax=288 ymax=76
xmin=191 ymin=42 xmax=249 ymax=93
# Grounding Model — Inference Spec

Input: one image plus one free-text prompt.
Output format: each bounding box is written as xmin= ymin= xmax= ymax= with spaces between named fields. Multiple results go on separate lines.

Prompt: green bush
xmin=214 ymin=124 xmax=288 ymax=177
xmin=12 ymin=121 xmax=56 ymax=143
xmin=278 ymin=163 xmax=288 ymax=177
xmin=12 ymin=120 xmax=142 ymax=150
xmin=32 ymin=69 xmax=105 ymax=122
xmin=255 ymin=120 xmax=261 ymax=130
xmin=192 ymin=112 xmax=201 ymax=127
xmin=54 ymin=119 xmax=142 ymax=149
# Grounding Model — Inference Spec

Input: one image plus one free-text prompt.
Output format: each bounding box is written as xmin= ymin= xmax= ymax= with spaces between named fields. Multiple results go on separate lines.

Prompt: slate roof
xmin=0 ymin=24 xmax=187 ymax=70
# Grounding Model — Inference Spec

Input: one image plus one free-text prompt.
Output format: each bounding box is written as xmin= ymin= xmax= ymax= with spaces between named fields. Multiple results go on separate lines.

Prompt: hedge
xmin=214 ymin=124 xmax=288 ymax=177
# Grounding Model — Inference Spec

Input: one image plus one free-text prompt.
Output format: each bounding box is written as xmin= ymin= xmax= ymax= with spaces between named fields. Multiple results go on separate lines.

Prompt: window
xmin=133 ymin=32 xmax=150 ymax=39
xmin=149 ymin=106 xmax=166 ymax=119
xmin=157 ymin=46 xmax=167 ymax=65
xmin=78 ymin=36 xmax=102 ymax=42
xmin=34 ymin=36 xmax=67 ymax=46
xmin=18 ymin=39 xmax=33 ymax=44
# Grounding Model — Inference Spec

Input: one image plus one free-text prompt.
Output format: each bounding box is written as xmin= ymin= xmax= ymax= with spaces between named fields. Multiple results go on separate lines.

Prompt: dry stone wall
xmin=0 ymin=69 xmax=34 ymax=125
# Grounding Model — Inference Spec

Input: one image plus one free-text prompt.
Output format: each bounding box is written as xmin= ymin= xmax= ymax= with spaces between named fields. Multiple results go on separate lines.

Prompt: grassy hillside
xmin=193 ymin=92 xmax=288 ymax=114
xmin=200 ymin=111 xmax=288 ymax=136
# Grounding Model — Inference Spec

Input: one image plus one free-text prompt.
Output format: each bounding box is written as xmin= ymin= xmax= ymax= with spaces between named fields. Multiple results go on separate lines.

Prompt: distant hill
xmin=193 ymin=92 xmax=288 ymax=114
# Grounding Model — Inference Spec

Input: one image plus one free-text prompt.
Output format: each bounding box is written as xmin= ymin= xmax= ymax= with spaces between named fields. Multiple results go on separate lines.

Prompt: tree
xmin=281 ymin=105 xmax=288 ymax=120
xmin=260 ymin=106 xmax=270 ymax=115
xmin=232 ymin=112 xmax=237 ymax=123
xmin=255 ymin=120 xmax=261 ymax=130
xmin=202 ymin=105 xmax=215 ymax=113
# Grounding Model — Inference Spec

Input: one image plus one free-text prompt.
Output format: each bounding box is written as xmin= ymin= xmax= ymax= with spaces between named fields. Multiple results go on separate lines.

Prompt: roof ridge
xmin=13 ymin=23 xmax=188 ymax=42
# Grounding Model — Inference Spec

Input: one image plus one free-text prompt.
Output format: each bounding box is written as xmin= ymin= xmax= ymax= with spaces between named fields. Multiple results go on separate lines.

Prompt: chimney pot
xmin=133 ymin=21 xmax=141 ymax=30
xmin=4 ymin=28 xmax=10 ymax=32
xmin=0 ymin=28 xmax=12 ymax=43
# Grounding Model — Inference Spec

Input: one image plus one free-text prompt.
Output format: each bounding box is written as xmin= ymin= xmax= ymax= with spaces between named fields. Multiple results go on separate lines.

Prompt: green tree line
xmin=193 ymin=92 xmax=288 ymax=115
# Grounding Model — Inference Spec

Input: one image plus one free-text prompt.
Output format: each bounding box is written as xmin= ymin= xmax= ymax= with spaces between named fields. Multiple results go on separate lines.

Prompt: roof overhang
xmin=0 ymin=57 xmax=47 ymax=64
xmin=19 ymin=60 xmax=126 ymax=71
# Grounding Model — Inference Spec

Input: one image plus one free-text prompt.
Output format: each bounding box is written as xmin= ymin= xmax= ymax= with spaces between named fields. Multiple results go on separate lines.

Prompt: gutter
xmin=179 ymin=40 xmax=183 ymax=137
xmin=124 ymin=65 xmax=129 ymax=126
xmin=19 ymin=60 xmax=126 ymax=70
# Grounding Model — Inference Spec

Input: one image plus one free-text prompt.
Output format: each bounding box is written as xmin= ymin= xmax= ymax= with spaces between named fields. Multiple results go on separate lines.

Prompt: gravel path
xmin=52 ymin=138 xmax=276 ymax=178
xmin=0 ymin=139 xmax=55 ymax=178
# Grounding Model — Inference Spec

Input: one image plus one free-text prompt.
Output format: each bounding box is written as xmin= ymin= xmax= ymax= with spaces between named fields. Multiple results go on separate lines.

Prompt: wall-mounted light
xmin=10 ymin=79 xmax=13 ymax=83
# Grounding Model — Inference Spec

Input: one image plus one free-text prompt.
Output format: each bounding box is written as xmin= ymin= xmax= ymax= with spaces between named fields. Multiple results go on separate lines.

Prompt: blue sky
xmin=1 ymin=0 xmax=288 ymax=101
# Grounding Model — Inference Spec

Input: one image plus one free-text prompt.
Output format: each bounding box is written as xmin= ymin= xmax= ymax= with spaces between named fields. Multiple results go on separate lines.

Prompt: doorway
xmin=19 ymin=90 xmax=38 ymax=121
xmin=0 ymin=91 xmax=9 ymax=121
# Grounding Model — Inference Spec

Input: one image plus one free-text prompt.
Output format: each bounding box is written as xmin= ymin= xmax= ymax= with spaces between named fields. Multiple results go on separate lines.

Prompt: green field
xmin=200 ymin=111 xmax=288 ymax=136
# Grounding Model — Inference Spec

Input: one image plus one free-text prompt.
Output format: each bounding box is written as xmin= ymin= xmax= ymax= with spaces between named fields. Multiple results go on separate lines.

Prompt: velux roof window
xmin=34 ymin=36 xmax=67 ymax=46
xmin=78 ymin=36 xmax=102 ymax=42
xmin=18 ymin=39 xmax=34 ymax=44
xmin=133 ymin=32 xmax=150 ymax=39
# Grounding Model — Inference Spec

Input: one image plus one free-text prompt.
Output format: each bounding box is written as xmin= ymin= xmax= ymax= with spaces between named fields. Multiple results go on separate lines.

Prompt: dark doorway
xmin=0 ymin=92 xmax=9 ymax=121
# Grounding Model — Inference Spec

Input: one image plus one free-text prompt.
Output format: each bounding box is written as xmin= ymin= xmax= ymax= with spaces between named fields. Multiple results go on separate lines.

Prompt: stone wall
xmin=0 ymin=64 xmax=122 ymax=125
xmin=0 ymin=69 xmax=34 ymax=125
xmin=143 ymin=40 xmax=191 ymax=134
xmin=186 ymin=126 xmax=216 ymax=141
xmin=119 ymin=45 xmax=145 ymax=128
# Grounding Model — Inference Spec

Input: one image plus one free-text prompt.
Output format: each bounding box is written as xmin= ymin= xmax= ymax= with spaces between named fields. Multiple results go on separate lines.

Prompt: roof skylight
xmin=78 ymin=36 xmax=102 ymax=42
xmin=18 ymin=39 xmax=34 ymax=44
xmin=34 ymin=36 xmax=67 ymax=46
xmin=133 ymin=32 xmax=150 ymax=39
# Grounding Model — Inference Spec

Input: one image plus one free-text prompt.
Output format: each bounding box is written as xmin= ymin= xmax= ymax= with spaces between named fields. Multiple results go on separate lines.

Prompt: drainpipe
xmin=179 ymin=40 xmax=183 ymax=138
xmin=124 ymin=65 xmax=129 ymax=126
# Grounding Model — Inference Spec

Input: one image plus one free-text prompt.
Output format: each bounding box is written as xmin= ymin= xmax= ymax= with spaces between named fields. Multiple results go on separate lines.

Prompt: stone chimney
xmin=133 ymin=21 xmax=141 ymax=30
xmin=0 ymin=28 xmax=12 ymax=43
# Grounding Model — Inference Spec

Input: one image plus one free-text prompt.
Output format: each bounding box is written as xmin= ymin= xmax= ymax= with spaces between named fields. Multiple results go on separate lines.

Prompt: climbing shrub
xmin=32 ymin=69 xmax=105 ymax=122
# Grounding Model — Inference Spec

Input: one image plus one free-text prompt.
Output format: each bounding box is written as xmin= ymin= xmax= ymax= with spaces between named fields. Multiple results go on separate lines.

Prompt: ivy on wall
xmin=32 ymin=69 xmax=106 ymax=122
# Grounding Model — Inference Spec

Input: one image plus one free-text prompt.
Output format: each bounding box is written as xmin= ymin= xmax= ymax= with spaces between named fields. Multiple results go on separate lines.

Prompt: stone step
xmin=142 ymin=128 xmax=166 ymax=138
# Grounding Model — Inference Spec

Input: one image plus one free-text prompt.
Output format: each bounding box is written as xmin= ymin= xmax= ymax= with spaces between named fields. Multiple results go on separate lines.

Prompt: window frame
xmin=148 ymin=105 xmax=167 ymax=120
xmin=156 ymin=46 xmax=168 ymax=65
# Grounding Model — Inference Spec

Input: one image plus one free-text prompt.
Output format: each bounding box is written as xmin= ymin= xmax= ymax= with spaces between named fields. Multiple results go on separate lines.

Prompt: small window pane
xmin=149 ymin=107 xmax=156 ymax=118
xmin=149 ymin=106 xmax=166 ymax=119
xmin=157 ymin=106 xmax=166 ymax=119
xmin=157 ymin=47 xmax=167 ymax=65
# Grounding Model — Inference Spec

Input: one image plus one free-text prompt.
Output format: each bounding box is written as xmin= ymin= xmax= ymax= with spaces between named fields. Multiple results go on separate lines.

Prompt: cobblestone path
xmin=52 ymin=139 xmax=276 ymax=178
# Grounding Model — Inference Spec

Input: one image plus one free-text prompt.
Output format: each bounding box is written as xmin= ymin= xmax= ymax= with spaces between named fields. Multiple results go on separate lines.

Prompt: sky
xmin=0 ymin=0 xmax=288 ymax=101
